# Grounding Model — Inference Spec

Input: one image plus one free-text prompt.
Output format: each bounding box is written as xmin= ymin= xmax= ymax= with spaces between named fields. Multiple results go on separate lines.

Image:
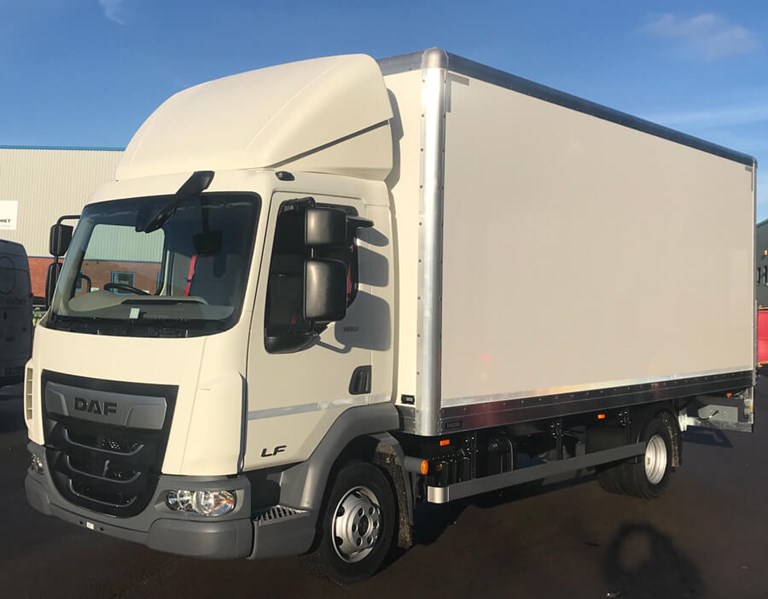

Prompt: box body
xmin=384 ymin=51 xmax=756 ymax=435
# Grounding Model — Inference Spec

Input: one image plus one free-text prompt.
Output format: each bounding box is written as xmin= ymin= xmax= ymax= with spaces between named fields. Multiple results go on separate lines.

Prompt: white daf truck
xmin=25 ymin=49 xmax=755 ymax=583
xmin=0 ymin=240 xmax=32 ymax=388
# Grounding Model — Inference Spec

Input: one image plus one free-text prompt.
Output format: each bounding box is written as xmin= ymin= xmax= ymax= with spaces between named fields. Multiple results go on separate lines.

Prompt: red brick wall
xmin=28 ymin=257 xmax=50 ymax=300
xmin=27 ymin=256 xmax=161 ymax=300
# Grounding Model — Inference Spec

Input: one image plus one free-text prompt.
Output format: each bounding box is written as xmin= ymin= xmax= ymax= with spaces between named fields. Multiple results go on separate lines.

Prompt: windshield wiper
xmin=138 ymin=170 xmax=215 ymax=233
xmin=122 ymin=296 xmax=208 ymax=306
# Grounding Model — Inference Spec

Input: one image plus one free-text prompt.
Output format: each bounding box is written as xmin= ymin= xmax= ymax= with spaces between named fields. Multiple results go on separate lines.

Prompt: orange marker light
xmin=420 ymin=460 xmax=429 ymax=475
xmin=597 ymin=413 xmax=607 ymax=420
xmin=439 ymin=439 xmax=451 ymax=447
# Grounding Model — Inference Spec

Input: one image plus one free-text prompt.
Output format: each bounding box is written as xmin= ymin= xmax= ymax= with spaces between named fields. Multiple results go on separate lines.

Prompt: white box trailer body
xmin=379 ymin=53 xmax=755 ymax=437
xmin=24 ymin=49 xmax=755 ymax=582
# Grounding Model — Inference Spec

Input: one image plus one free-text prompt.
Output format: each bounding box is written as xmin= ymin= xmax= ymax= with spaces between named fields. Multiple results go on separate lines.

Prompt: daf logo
xmin=74 ymin=397 xmax=118 ymax=416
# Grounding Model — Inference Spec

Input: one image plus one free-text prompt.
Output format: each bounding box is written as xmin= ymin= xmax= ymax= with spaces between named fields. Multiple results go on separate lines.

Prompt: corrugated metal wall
xmin=0 ymin=147 xmax=123 ymax=256
xmin=86 ymin=225 xmax=164 ymax=261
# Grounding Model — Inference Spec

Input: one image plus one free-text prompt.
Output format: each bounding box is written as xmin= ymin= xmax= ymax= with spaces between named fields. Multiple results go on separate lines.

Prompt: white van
xmin=0 ymin=240 xmax=32 ymax=388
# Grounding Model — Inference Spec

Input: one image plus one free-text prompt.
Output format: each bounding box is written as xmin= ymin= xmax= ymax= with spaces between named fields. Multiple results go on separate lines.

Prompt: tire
xmin=596 ymin=461 xmax=628 ymax=495
xmin=622 ymin=413 xmax=676 ymax=499
xmin=303 ymin=461 xmax=396 ymax=585
xmin=597 ymin=412 xmax=676 ymax=499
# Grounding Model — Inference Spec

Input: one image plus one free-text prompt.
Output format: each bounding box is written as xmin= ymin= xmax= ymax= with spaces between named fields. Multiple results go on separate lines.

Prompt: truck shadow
xmin=602 ymin=522 xmax=704 ymax=598
xmin=682 ymin=428 xmax=733 ymax=448
xmin=410 ymin=489 xmax=704 ymax=598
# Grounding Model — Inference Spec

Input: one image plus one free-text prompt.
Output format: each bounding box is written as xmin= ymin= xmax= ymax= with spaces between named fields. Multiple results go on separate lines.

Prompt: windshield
xmin=46 ymin=192 xmax=260 ymax=337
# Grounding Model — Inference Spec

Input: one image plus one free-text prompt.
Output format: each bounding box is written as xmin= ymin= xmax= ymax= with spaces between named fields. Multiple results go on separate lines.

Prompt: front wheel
xmin=304 ymin=461 xmax=396 ymax=584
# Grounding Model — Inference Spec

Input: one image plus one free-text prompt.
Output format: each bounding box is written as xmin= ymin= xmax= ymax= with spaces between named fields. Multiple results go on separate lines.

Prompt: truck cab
xmin=25 ymin=55 xmax=402 ymax=582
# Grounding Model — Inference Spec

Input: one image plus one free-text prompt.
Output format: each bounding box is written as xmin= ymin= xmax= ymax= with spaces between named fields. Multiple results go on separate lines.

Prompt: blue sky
xmin=2 ymin=1 xmax=767 ymax=217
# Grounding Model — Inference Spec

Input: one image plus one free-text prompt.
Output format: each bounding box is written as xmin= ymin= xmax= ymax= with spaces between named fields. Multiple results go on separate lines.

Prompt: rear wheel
xmin=304 ymin=461 xmax=396 ymax=584
xmin=597 ymin=412 xmax=676 ymax=499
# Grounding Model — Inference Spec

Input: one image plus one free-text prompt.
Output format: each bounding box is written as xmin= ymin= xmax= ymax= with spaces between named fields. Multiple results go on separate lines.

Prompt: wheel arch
xmin=276 ymin=403 xmax=413 ymax=550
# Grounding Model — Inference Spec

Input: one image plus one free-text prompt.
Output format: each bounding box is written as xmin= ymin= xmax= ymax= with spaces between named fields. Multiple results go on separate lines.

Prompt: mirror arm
xmin=56 ymin=214 xmax=81 ymax=227
xmin=347 ymin=215 xmax=374 ymax=230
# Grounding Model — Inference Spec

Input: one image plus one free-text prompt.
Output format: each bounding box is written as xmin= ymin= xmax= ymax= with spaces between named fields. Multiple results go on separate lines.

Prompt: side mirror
xmin=49 ymin=224 xmax=73 ymax=257
xmin=45 ymin=262 xmax=62 ymax=308
xmin=305 ymin=208 xmax=347 ymax=247
xmin=304 ymin=259 xmax=347 ymax=322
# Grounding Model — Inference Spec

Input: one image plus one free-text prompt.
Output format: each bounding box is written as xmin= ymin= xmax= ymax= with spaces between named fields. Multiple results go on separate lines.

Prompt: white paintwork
xmin=26 ymin=170 xmax=270 ymax=476
xmin=380 ymin=70 xmax=424 ymax=405
xmin=26 ymin=319 xmax=254 ymax=475
xmin=438 ymin=75 xmax=754 ymax=409
xmin=117 ymin=55 xmax=393 ymax=182
xmin=243 ymin=177 xmax=394 ymax=469
xmin=26 ymin=51 xmax=755 ymax=483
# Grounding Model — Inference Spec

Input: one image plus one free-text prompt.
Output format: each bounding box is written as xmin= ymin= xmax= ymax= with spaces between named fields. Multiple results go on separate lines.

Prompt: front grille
xmin=66 ymin=429 xmax=144 ymax=455
xmin=42 ymin=371 xmax=177 ymax=518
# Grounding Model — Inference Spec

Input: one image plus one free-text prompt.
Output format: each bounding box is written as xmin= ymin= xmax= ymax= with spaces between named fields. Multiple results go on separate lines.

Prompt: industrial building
xmin=0 ymin=146 xmax=122 ymax=299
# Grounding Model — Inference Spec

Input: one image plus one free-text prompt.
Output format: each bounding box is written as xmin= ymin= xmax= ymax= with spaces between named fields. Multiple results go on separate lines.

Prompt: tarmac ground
xmin=1 ymin=379 xmax=766 ymax=599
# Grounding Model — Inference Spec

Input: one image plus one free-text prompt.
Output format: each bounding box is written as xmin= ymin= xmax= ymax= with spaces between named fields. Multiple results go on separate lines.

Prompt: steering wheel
xmin=103 ymin=282 xmax=149 ymax=295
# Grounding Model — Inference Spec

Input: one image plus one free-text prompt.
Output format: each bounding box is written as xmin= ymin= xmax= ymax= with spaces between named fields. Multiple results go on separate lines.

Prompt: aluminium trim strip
xmin=247 ymin=394 xmax=389 ymax=420
xmin=426 ymin=442 xmax=646 ymax=503
xmin=437 ymin=371 xmax=753 ymax=433
xmin=441 ymin=367 xmax=755 ymax=409
xmin=414 ymin=52 xmax=448 ymax=436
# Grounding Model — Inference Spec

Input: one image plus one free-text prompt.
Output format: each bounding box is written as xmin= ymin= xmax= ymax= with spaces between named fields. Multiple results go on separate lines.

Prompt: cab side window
xmin=264 ymin=200 xmax=359 ymax=352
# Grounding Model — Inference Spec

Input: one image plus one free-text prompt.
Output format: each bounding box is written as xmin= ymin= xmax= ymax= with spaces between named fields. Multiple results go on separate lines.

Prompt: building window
xmin=111 ymin=271 xmax=135 ymax=289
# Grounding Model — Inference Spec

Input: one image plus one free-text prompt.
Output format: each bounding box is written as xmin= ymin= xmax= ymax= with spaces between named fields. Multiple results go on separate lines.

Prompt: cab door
xmin=244 ymin=191 xmax=377 ymax=468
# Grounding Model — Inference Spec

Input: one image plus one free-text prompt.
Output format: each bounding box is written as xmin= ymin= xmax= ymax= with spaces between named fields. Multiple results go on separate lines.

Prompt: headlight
xmin=166 ymin=489 xmax=236 ymax=517
xmin=30 ymin=454 xmax=44 ymax=474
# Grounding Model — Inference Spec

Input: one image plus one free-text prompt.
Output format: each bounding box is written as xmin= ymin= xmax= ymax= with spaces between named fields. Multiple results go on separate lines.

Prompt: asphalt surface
xmin=1 ymin=380 xmax=767 ymax=599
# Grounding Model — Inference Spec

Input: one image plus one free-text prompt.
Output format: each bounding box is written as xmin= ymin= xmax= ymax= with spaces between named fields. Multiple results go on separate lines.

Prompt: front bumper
xmin=26 ymin=441 xmax=253 ymax=558
xmin=25 ymin=442 xmax=317 ymax=559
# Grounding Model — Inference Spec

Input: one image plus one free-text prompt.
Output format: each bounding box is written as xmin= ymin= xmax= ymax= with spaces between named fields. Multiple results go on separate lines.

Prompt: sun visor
xmin=117 ymin=54 xmax=394 ymax=181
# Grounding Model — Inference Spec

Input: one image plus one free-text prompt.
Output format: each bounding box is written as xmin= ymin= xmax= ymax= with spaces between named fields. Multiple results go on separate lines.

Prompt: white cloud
xmin=99 ymin=0 xmax=125 ymax=25
xmin=644 ymin=13 xmax=759 ymax=60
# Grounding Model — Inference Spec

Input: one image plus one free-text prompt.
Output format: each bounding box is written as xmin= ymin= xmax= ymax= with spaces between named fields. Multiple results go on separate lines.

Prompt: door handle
xmin=349 ymin=366 xmax=372 ymax=395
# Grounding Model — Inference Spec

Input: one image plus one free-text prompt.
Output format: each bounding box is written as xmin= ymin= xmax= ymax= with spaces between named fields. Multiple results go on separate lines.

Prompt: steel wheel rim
xmin=644 ymin=434 xmax=667 ymax=485
xmin=331 ymin=485 xmax=382 ymax=563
